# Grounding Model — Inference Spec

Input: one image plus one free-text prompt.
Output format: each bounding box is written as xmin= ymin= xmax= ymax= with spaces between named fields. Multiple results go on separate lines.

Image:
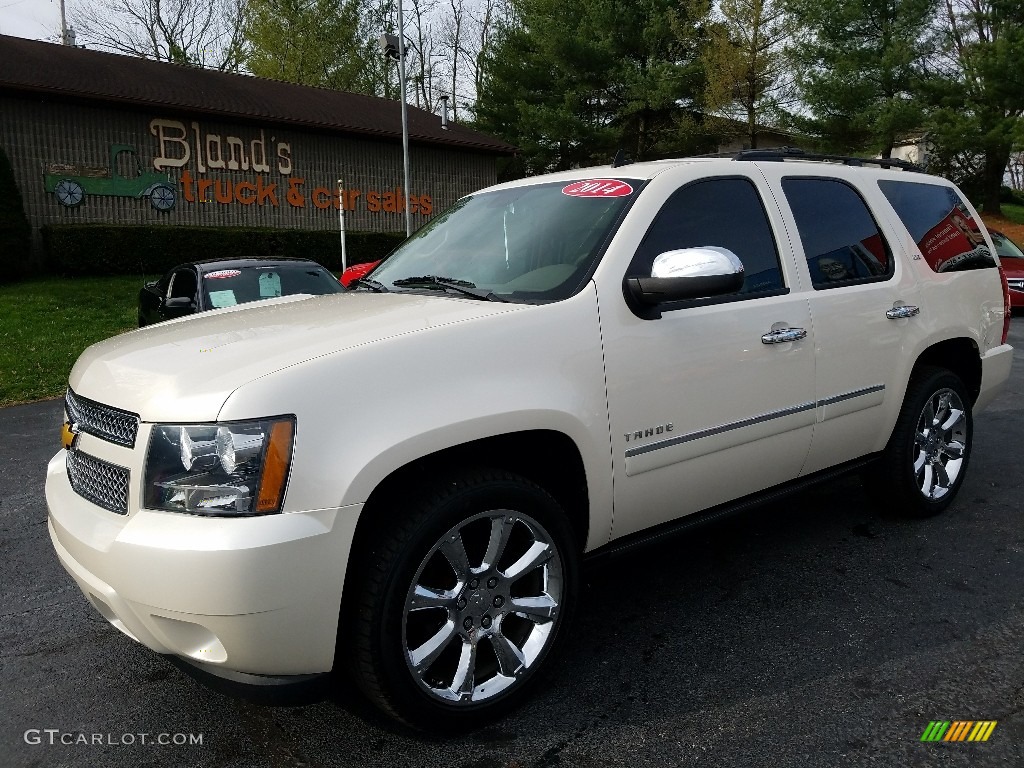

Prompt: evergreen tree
xmin=926 ymin=0 xmax=1024 ymax=213
xmin=473 ymin=0 xmax=713 ymax=176
xmin=786 ymin=0 xmax=937 ymax=156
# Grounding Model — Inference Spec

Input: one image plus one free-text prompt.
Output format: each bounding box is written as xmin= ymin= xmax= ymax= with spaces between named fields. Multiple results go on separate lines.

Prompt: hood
xmin=70 ymin=291 xmax=524 ymax=421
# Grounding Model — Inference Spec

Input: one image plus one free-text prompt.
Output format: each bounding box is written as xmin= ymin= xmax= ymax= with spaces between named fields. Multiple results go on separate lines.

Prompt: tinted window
xmin=878 ymin=180 xmax=996 ymax=272
xmin=782 ymin=178 xmax=893 ymax=288
xmin=631 ymin=178 xmax=784 ymax=294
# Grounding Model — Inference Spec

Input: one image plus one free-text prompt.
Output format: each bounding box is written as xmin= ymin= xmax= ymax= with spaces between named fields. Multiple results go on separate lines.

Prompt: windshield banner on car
xmin=561 ymin=179 xmax=634 ymax=198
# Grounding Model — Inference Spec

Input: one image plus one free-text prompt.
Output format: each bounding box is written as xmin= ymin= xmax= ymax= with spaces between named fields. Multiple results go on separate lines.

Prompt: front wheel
xmin=345 ymin=470 xmax=579 ymax=730
xmin=866 ymin=367 xmax=973 ymax=517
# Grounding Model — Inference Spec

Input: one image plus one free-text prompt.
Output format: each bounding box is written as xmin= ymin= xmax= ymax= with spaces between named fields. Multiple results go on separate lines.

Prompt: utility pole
xmin=59 ymin=0 xmax=70 ymax=46
xmin=396 ymin=1 xmax=412 ymax=237
xmin=379 ymin=21 xmax=414 ymax=238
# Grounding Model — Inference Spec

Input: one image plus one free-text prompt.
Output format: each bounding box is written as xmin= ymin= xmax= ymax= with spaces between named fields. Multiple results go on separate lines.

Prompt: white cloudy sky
xmin=0 ymin=0 xmax=61 ymax=41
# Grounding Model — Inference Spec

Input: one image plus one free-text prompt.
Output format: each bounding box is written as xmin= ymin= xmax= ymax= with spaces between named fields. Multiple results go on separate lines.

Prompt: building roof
xmin=0 ymin=34 xmax=514 ymax=155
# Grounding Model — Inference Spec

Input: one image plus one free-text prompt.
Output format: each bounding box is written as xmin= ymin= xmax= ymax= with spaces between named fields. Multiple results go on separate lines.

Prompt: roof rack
xmin=733 ymin=146 xmax=921 ymax=172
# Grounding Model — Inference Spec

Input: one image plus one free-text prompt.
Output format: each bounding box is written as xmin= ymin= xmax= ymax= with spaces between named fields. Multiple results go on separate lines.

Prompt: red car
xmin=991 ymin=231 xmax=1024 ymax=309
xmin=339 ymin=259 xmax=381 ymax=288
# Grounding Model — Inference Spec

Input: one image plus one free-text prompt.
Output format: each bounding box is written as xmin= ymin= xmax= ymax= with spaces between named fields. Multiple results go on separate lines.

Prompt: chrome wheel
xmin=913 ymin=387 xmax=968 ymax=500
xmin=402 ymin=510 xmax=563 ymax=705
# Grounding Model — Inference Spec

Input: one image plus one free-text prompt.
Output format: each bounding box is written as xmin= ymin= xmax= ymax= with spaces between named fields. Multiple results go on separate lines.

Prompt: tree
xmin=700 ymin=0 xmax=795 ymax=149
xmin=925 ymin=0 xmax=1024 ymax=213
xmin=786 ymin=0 xmax=937 ymax=156
xmin=474 ymin=0 xmax=712 ymax=176
xmin=71 ymin=0 xmax=247 ymax=70
xmin=243 ymin=0 xmax=382 ymax=94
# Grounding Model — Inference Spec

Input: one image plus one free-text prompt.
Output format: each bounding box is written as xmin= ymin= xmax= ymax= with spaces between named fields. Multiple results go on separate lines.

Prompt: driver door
xmin=602 ymin=173 xmax=816 ymax=539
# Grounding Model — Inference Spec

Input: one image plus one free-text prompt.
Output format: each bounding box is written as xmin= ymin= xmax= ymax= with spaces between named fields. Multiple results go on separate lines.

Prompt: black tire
xmin=344 ymin=469 xmax=579 ymax=731
xmin=865 ymin=366 xmax=973 ymax=517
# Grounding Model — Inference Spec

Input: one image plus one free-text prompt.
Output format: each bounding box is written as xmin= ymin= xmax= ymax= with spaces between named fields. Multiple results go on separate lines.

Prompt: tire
xmin=345 ymin=469 xmax=579 ymax=731
xmin=866 ymin=366 xmax=973 ymax=517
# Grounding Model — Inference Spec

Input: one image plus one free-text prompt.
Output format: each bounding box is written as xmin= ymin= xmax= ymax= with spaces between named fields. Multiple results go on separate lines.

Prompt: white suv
xmin=46 ymin=151 xmax=1014 ymax=729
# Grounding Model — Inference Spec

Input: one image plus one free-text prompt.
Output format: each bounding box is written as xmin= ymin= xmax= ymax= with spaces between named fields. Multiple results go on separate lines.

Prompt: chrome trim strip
xmin=625 ymin=401 xmax=816 ymax=458
xmin=815 ymin=384 xmax=885 ymax=408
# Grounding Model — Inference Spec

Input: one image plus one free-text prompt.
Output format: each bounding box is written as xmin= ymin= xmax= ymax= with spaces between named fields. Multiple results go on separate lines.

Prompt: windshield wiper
xmin=392 ymin=275 xmax=509 ymax=302
xmin=353 ymin=277 xmax=388 ymax=292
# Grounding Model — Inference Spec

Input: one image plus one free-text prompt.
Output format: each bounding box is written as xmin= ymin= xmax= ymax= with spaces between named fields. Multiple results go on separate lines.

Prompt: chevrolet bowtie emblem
xmin=61 ymin=421 xmax=78 ymax=450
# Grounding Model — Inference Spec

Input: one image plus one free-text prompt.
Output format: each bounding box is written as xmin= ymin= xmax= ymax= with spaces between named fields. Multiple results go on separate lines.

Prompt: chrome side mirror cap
xmin=625 ymin=247 xmax=745 ymax=307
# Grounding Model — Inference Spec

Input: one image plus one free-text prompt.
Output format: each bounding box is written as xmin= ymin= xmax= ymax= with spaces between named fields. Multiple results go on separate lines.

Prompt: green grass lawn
xmin=997 ymin=202 xmax=1024 ymax=225
xmin=0 ymin=275 xmax=153 ymax=407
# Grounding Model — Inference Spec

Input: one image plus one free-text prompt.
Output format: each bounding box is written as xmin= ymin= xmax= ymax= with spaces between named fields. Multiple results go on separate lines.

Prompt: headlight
xmin=144 ymin=417 xmax=295 ymax=516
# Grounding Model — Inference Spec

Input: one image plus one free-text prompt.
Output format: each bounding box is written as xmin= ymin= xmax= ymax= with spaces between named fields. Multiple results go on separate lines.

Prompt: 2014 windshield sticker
xmin=561 ymin=179 xmax=634 ymax=198
xmin=205 ymin=270 xmax=242 ymax=279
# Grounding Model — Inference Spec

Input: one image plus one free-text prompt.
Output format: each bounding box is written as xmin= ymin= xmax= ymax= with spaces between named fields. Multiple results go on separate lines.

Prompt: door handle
xmin=886 ymin=304 xmax=920 ymax=320
xmin=761 ymin=327 xmax=807 ymax=344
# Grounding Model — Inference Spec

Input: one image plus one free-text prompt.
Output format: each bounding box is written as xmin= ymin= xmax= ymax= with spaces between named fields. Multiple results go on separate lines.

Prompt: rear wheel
xmin=346 ymin=470 xmax=578 ymax=730
xmin=866 ymin=367 xmax=973 ymax=517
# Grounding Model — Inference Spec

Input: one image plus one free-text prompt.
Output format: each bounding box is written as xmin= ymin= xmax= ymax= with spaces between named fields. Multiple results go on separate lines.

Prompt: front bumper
xmin=46 ymin=450 xmax=361 ymax=676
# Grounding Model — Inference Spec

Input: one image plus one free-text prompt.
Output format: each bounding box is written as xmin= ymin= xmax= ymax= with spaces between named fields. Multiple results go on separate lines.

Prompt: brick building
xmin=0 ymin=35 xmax=513 ymax=264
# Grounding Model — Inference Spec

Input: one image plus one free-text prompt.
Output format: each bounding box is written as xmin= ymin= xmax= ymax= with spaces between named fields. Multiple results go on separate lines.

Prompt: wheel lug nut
xmin=469 ymin=578 xmax=479 ymax=589
xmin=493 ymin=596 xmax=504 ymax=608
xmin=457 ymin=598 xmax=467 ymax=610
xmin=487 ymin=577 xmax=498 ymax=588
xmin=481 ymin=615 xmax=492 ymax=629
xmin=463 ymin=617 xmax=473 ymax=630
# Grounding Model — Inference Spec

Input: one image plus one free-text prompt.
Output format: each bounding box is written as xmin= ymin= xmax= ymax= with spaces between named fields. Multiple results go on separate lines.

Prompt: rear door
xmin=757 ymin=165 xmax=922 ymax=473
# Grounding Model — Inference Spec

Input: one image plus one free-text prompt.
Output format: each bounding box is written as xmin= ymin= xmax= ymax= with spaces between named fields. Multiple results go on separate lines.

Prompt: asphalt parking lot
xmin=2 ymin=320 xmax=1023 ymax=768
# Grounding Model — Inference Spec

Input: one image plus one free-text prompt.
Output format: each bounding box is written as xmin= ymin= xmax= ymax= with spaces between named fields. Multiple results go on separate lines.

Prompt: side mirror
xmin=625 ymin=247 xmax=745 ymax=307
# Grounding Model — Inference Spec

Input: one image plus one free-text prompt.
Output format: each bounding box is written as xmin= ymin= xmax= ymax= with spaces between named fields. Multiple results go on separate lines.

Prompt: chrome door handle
xmin=761 ymin=327 xmax=807 ymax=344
xmin=886 ymin=304 xmax=920 ymax=320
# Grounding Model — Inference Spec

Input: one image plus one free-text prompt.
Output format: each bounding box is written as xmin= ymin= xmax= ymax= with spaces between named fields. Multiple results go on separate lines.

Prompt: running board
xmin=585 ymin=456 xmax=876 ymax=564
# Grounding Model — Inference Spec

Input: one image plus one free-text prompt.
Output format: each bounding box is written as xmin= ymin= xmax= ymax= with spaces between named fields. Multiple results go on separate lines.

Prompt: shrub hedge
xmin=40 ymin=224 xmax=405 ymax=276
xmin=0 ymin=145 xmax=31 ymax=282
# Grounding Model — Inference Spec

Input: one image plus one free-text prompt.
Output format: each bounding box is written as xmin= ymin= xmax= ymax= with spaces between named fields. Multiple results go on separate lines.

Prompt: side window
xmin=782 ymin=178 xmax=893 ymax=289
xmin=168 ymin=269 xmax=197 ymax=301
xmin=630 ymin=177 xmax=785 ymax=296
xmin=878 ymin=180 xmax=996 ymax=273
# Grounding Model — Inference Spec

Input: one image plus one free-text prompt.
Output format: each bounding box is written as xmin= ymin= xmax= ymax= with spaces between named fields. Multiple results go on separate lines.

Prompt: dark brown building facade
xmin=0 ymin=35 xmax=513 ymax=261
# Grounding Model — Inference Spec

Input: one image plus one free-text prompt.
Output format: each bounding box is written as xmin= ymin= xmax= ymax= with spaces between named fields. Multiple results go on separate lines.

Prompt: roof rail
xmin=733 ymin=146 xmax=922 ymax=172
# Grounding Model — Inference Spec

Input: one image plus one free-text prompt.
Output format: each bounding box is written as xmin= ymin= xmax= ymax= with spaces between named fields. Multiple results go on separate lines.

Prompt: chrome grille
xmin=65 ymin=389 xmax=139 ymax=448
xmin=66 ymin=450 xmax=130 ymax=515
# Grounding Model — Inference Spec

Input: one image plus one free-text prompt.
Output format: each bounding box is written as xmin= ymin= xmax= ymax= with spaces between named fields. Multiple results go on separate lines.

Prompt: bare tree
xmin=438 ymin=0 xmax=466 ymax=120
xmin=71 ymin=0 xmax=247 ymax=70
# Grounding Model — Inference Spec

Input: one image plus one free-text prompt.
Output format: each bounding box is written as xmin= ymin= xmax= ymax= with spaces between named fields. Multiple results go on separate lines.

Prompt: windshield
xmin=366 ymin=178 xmax=640 ymax=301
xmin=992 ymin=232 xmax=1024 ymax=260
xmin=202 ymin=263 xmax=341 ymax=309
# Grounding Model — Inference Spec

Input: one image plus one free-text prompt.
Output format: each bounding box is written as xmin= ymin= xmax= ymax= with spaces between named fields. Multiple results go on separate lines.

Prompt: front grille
xmin=66 ymin=450 xmax=130 ymax=515
xmin=65 ymin=389 xmax=139 ymax=448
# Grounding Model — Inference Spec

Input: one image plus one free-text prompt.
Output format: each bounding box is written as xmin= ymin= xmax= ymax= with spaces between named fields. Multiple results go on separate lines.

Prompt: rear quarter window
xmin=877 ymin=180 xmax=997 ymax=273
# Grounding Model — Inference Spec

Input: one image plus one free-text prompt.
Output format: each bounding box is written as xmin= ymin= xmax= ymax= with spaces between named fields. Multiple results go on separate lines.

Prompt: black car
xmin=138 ymin=258 xmax=343 ymax=326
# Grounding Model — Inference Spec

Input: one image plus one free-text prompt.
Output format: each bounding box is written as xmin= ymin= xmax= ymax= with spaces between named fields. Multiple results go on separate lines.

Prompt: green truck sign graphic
xmin=44 ymin=144 xmax=176 ymax=211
